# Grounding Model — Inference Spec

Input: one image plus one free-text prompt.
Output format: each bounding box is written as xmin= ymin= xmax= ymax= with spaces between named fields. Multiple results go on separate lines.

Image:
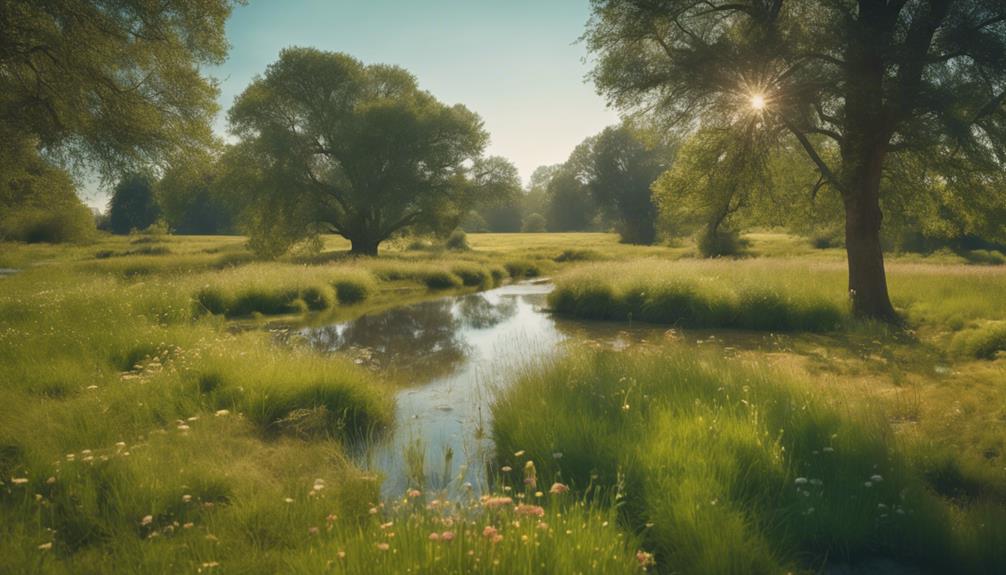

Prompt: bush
xmin=522 ymin=213 xmax=547 ymax=233
xmin=0 ymin=204 xmax=95 ymax=244
xmin=962 ymin=250 xmax=1006 ymax=266
xmin=810 ymin=232 xmax=842 ymax=249
xmin=445 ymin=229 xmax=470 ymax=251
xmin=405 ymin=238 xmax=436 ymax=251
xmin=697 ymin=227 xmax=748 ymax=257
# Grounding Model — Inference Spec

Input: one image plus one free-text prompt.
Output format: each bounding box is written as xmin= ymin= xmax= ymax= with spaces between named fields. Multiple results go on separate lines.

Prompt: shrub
xmin=406 ymin=237 xmax=435 ymax=251
xmin=810 ymin=232 xmax=842 ymax=249
xmin=522 ymin=213 xmax=547 ymax=233
xmin=962 ymin=250 xmax=1006 ymax=266
xmin=445 ymin=229 xmax=470 ymax=251
xmin=0 ymin=204 xmax=95 ymax=244
xmin=697 ymin=227 xmax=748 ymax=257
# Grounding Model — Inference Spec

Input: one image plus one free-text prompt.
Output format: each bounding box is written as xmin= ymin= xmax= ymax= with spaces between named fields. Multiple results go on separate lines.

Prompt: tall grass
xmin=492 ymin=348 xmax=1006 ymax=573
xmin=549 ymin=260 xmax=847 ymax=331
xmin=192 ymin=264 xmax=377 ymax=317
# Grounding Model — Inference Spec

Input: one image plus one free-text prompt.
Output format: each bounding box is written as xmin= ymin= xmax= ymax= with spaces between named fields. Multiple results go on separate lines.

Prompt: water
xmin=294 ymin=281 xmax=782 ymax=498
xmin=298 ymin=281 xmax=564 ymax=498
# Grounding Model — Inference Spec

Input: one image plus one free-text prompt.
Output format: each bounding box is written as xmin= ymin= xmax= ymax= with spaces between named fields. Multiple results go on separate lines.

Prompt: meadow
xmin=1 ymin=231 xmax=1004 ymax=574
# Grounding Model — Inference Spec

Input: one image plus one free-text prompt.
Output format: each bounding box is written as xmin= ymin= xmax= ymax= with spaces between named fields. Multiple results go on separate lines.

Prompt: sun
xmin=750 ymin=93 xmax=766 ymax=111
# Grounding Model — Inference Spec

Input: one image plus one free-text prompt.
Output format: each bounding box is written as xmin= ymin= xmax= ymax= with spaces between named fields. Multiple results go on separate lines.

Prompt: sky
xmin=83 ymin=0 xmax=620 ymax=209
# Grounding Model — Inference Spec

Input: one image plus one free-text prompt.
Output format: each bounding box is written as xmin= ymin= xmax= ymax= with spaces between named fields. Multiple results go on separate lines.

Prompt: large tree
xmin=157 ymin=149 xmax=236 ymax=235
xmin=577 ymin=125 xmax=671 ymax=244
xmin=1 ymin=0 xmax=234 ymax=178
xmin=586 ymin=0 xmax=1006 ymax=320
xmin=229 ymin=48 xmax=519 ymax=256
xmin=107 ymin=173 xmax=159 ymax=234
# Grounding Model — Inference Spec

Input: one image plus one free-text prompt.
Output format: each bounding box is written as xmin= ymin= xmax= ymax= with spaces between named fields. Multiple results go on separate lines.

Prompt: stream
xmin=292 ymin=281 xmax=779 ymax=499
xmin=297 ymin=281 xmax=563 ymax=498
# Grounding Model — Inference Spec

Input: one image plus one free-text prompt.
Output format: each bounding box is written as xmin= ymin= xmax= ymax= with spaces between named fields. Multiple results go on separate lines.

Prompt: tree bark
xmin=841 ymin=148 xmax=898 ymax=322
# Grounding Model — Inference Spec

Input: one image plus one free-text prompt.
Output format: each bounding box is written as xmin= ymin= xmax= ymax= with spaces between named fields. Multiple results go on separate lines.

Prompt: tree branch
xmin=782 ymin=119 xmax=846 ymax=194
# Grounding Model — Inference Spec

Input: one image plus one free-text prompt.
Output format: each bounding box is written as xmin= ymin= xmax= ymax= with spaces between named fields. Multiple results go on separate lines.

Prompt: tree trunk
xmin=842 ymin=153 xmax=898 ymax=321
xmin=349 ymin=236 xmax=380 ymax=256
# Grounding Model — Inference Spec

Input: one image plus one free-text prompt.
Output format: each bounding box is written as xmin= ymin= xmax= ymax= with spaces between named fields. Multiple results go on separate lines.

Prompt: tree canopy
xmin=107 ymin=174 xmax=159 ymax=235
xmin=1 ymin=0 xmax=235 ymax=178
xmin=586 ymin=0 xmax=1006 ymax=320
xmin=575 ymin=125 xmax=672 ymax=244
xmin=0 ymin=138 xmax=93 ymax=243
xmin=228 ymin=48 xmax=520 ymax=256
xmin=157 ymin=150 xmax=237 ymax=235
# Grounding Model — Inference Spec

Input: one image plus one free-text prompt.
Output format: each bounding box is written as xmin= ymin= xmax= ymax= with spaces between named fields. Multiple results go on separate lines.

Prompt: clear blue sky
xmin=83 ymin=0 xmax=619 ymax=209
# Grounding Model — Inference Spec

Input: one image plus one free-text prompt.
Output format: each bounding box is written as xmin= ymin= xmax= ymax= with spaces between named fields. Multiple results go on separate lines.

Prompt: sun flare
xmin=750 ymin=93 xmax=766 ymax=111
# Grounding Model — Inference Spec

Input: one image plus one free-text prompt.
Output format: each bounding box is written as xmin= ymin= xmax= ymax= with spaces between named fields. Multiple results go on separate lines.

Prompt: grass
xmin=951 ymin=322 xmax=1006 ymax=359
xmin=549 ymin=260 xmax=847 ymax=331
xmin=1 ymin=230 xmax=1005 ymax=573
xmin=492 ymin=347 xmax=1006 ymax=573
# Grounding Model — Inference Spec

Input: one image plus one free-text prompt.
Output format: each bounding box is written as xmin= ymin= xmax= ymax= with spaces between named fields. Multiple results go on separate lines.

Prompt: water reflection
xmin=298 ymin=282 xmax=558 ymax=497
xmin=303 ymin=298 xmax=468 ymax=379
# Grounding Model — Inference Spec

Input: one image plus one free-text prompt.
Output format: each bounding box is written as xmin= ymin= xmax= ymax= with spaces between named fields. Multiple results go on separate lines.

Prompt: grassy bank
xmin=548 ymin=260 xmax=847 ymax=331
xmin=549 ymin=258 xmax=1006 ymax=335
xmin=492 ymin=348 xmax=1006 ymax=573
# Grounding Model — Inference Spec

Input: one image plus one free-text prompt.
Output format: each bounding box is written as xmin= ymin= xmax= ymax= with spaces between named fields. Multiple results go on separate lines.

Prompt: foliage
xmin=586 ymin=0 xmax=1006 ymax=320
xmin=574 ymin=124 xmax=671 ymax=244
xmin=696 ymin=226 xmax=748 ymax=258
xmin=228 ymin=48 xmax=520 ymax=256
xmin=521 ymin=213 xmax=547 ymax=233
xmin=654 ymin=125 xmax=774 ymax=252
xmin=445 ymin=229 xmax=470 ymax=251
xmin=0 ymin=141 xmax=94 ymax=244
xmin=107 ymin=174 xmax=161 ymax=235
xmin=157 ymin=150 xmax=236 ymax=235
xmin=545 ymin=170 xmax=599 ymax=232
xmin=0 ymin=0 xmax=233 ymax=178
